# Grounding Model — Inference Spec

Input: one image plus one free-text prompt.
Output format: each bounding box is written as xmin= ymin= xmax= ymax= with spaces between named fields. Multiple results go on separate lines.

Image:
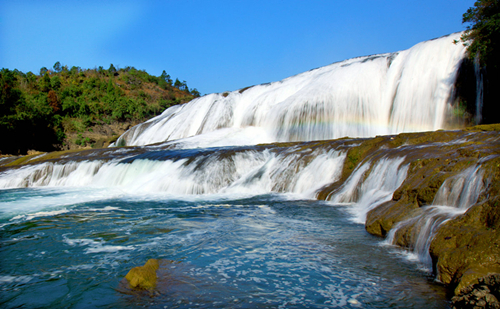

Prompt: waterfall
xmin=113 ymin=32 xmax=466 ymax=149
xmin=385 ymin=165 xmax=485 ymax=268
xmin=327 ymin=156 xmax=409 ymax=224
xmin=0 ymin=147 xmax=345 ymax=199
xmin=1 ymin=29 xmax=498 ymax=308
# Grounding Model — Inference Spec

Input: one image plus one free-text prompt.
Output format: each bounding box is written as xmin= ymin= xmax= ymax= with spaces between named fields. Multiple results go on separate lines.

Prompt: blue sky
xmin=1 ymin=0 xmax=474 ymax=95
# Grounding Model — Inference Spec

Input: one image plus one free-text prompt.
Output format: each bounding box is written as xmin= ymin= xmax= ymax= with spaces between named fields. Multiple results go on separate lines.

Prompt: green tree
xmin=190 ymin=88 xmax=201 ymax=97
xmin=53 ymin=61 xmax=62 ymax=73
xmin=459 ymin=0 xmax=500 ymax=68
xmin=174 ymin=78 xmax=182 ymax=88
xmin=0 ymin=69 xmax=22 ymax=117
xmin=108 ymin=64 xmax=117 ymax=76
xmin=458 ymin=0 xmax=500 ymax=124
xmin=179 ymin=80 xmax=188 ymax=92
xmin=0 ymin=69 xmax=62 ymax=154
xmin=39 ymin=67 xmax=48 ymax=76
xmin=39 ymin=72 xmax=51 ymax=92
xmin=25 ymin=71 xmax=37 ymax=86
xmin=69 ymin=66 xmax=80 ymax=76
xmin=160 ymin=70 xmax=172 ymax=85
xmin=51 ymin=75 xmax=61 ymax=89
xmin=0 ymin=64 xmax=197 ymax=154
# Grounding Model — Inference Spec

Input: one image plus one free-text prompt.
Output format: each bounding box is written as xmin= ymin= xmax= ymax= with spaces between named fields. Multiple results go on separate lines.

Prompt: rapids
xmin=385 ymin=165 xmax=485 ymax=267
xmin=2 ymin=128 xmax=500 ymax=308
xmin=2 ymin=128 xmax=498 ymax=308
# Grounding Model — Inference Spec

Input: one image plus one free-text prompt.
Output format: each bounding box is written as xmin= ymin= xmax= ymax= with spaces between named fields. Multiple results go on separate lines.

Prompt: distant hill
xmin=0 ymin=63 xmax=199 ymax=155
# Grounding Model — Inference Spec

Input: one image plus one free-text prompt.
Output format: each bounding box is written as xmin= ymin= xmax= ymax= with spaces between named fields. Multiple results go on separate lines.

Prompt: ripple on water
xmin=0 ymin=191 xmax=448 ymax=308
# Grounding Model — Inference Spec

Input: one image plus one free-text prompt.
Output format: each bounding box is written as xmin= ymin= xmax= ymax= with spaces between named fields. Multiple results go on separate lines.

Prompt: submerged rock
xmin=125 ymin=259 xmax=160 ymax=290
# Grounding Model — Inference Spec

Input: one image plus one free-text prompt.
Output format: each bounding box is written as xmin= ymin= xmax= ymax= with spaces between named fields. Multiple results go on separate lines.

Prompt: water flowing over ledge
xmin=113 ymin=33 xmax=467 ymax=148
xmin=0 ymin=146 xmax=345 ymax=198
xmin=385 ymin=165 xmax=485 ymax=268
xmin=1 ymin=125 xmax=500 ymax=306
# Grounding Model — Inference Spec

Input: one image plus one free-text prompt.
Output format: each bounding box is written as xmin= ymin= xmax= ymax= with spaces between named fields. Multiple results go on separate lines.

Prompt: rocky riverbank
xmin=325 ymin=124 xmax=500 ymax=307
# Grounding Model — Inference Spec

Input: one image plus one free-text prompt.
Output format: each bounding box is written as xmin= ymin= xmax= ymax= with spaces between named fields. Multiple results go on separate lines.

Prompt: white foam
xmin=0 ymin=186 xmax=126 ymax=222
xmin=0 ymin=148 xmax=346 ymax=202
xmin=11 ymin=208 xmax=70 ymax=221
xmin=0 ymin=275 xmax=33 ymax=284
xmin=63 ymin=236 xmax=135 ymax=254
xmin=115 ymin=33 xmax=466 ymax=148
xmin=329 ymin=156 xmax=409 ymax=224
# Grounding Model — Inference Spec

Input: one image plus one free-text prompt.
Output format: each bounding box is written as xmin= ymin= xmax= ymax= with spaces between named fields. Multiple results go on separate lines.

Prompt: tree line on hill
xmin=0 ymin=63 xmax=200 ymax=155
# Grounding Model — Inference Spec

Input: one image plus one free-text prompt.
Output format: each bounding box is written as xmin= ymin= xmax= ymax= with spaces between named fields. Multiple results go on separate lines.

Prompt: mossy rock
xmin=340 ymin=136 xmax=388 ymax=180
xmin=2 ymin=148 xmax=93 ymax=168
xmin=365 ymin=156 xmax=475 ymax=238
xmin=0 ymin=155 xmax=21 ymax=167
xmin=466 ymin=123 xmax=500 ymax=132
xmin=360 ymin=128 xmax=500 ymax=303
xmin=125 ymin=259 xmax=160 ymax=290
xmin=429 ymin=199 xmax=500 ymax=294
xmin=3 ymin=154 xmax=41 ymax=167
xmin=451 ymin=273 xmax=500 ymax=308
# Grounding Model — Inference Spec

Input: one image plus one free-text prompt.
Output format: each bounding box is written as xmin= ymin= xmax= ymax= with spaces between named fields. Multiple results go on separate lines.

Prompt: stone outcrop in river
xmin=125 ymin=259 xmax=160 ymax=290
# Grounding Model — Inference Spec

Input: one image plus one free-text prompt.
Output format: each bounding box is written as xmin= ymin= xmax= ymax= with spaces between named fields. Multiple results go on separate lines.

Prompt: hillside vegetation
xmin=0 ymin=63 xmax=199 ymax=155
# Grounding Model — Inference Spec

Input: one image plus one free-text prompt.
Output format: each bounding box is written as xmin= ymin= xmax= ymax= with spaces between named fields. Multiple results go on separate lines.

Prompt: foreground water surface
xmin=0 ymin=188 xmax=448 ymax=308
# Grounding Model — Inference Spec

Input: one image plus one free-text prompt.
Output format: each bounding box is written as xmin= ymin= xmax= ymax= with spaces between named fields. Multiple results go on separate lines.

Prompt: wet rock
xmin=365 ymin=199 xmax=419 ymax=237
xmin=429 ymin=157 xmax=500 ymax=296
xmin=429 ymin=203 xmax=500 ymax=293
xmin=362 ymin=125 xmax=500 ymax=303
xmin=365 ymin=154 xmax=475 ymax=238
xmin=125 ymin=259 xmax=160 ymax=290
xmin=451 ymin=274 xmax=500 ymax=308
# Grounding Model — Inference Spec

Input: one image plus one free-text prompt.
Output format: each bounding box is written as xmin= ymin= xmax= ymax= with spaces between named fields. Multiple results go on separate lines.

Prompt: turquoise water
xmin=0 ymin=188 xmax=448 ymax=308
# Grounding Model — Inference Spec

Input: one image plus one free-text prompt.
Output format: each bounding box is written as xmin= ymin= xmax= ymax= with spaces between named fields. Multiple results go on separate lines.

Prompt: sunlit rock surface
xmin=125 ymin=259 xmax=160 ymax=290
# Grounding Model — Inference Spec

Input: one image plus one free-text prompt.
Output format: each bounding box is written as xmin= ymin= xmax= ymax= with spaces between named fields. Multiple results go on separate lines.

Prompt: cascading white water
xmin=385 ymin=165 xmax=485 ymax=268
xmin=327 ymin=156 xmax=409 ymax=224
xmin=0 ymin=148 xmax=345 ymax=199
xmin=113 ymin=32 xmax=466 ymax=149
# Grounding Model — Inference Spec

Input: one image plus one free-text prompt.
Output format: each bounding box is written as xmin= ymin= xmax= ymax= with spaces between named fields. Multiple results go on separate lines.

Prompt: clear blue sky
xmin=0 ymin=0 xmax=474 ymax=95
